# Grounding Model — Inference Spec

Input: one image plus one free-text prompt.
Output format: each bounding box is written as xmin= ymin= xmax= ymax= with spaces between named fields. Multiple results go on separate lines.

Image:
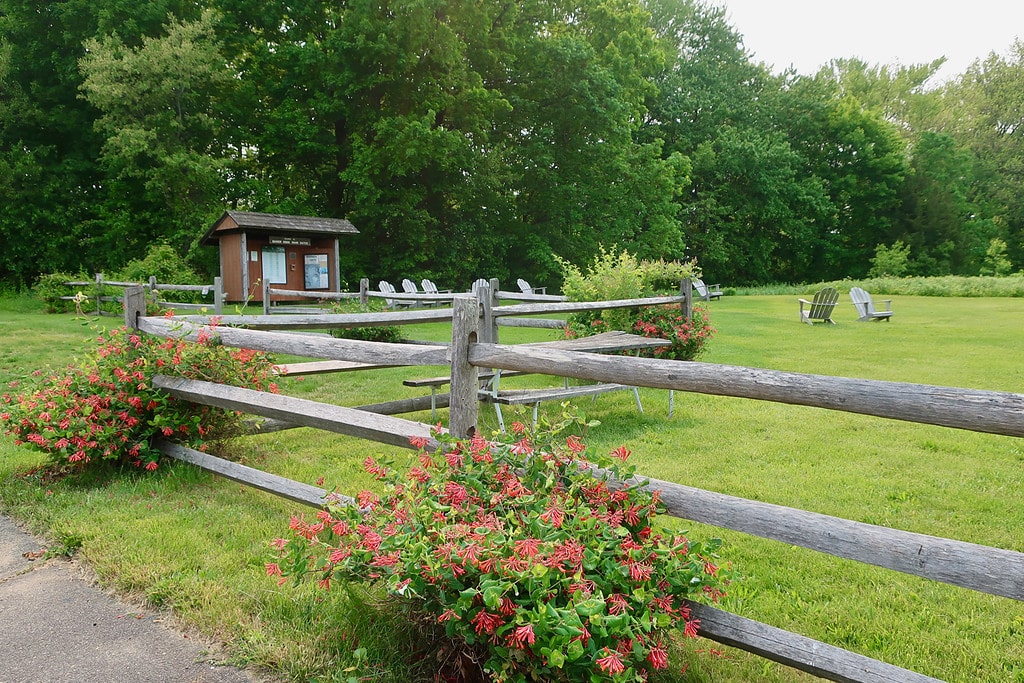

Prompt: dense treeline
xmin=1 ymin=0 xmax=1022 ymax=290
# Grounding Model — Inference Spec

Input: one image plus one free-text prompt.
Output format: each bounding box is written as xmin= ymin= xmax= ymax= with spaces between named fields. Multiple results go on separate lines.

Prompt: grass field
xmin=1 ymin=291 xmax=1022 ymax=682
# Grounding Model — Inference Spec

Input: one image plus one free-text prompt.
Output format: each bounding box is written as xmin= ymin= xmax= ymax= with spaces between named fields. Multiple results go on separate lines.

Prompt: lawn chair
xmin=798 ymin=287 xmax=839 ymax=325
xmin=401 ymin=278 xmax=430 ymax=307
xmin=378 ymin=280 xmax=413 ymax=309
xmin=692 ymin=278 xmax=722 ymax=301
xmin=517 ymin=278 xmax=546 ymax=295
xmin=471 ymin=278 xmax=490 ymax=299
xmin=421 ymin=279 xmax=450 ymax=307
xmin=849 ymin=287 xmax=893 ymax=322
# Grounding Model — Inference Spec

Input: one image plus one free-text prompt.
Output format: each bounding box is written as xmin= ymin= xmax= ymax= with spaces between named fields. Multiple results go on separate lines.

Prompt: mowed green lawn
xmin=1 ymin=293 xmax=1022 ymax=682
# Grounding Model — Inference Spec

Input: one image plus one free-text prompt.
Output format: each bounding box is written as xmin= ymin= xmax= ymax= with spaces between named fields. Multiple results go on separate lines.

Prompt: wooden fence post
xmin=123 ymin=285 xmax=147 ymax=330
xmin=476 ymin=280 xmax=496 ymax=344
xmin=360 ymin=278 xmax=369 ymax=306
xmin=262 ymin=278 xmax=271 ymax=315
xmin=94 ymin=273 xmax=103 ymax=316
xmin=449 ymin=295 xmax=480 ymax=438
xmin=213 ymin=276 xmax=224 ymax=315
xmin=681 ymin=279 xmax=693 ymax=320
xmin=488 ymin=278 xmax=500 ymax=343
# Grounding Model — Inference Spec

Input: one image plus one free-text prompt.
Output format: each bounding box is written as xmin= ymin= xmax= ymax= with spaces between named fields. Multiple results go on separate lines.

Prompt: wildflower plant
xmin=274 ymin=414 xmax=727 ymax=682
xmin=1 ymin=321 xmax=277 ymax=470
xmin=630 ymin=305 xmax=715 ymax=362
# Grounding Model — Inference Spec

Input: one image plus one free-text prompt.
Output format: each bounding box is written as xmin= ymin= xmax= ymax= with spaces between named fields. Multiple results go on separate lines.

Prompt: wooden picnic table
xmin=484 ymin=331 xmax=672 ymax=430
xmin=402 ymin=331 xmax=671 ymax=425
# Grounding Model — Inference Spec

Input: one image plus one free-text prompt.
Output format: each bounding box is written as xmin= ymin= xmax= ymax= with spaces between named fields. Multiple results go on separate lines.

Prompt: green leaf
xmin=574 ymin=597 xmax=606 ymax=617
xmin=482 ymin=584 xmax=504 ymax=610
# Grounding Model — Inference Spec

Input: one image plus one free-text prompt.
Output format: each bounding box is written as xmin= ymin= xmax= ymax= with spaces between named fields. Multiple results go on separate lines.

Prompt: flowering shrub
xmin=273 ymin=418 xmax=727 ymax=682
xmin=1 ymin=321 xmax=278 ymax=470
xmin=631 ymin=305 xmax=715 ymax=362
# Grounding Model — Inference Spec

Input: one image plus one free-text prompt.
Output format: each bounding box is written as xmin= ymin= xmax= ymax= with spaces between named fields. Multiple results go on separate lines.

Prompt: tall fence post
xmin=262 ymin=278 xmax=271 ymax=315
xmin=681 ymin=279 xmax=693 ymax=320
xmin=488 ymin=278 xmax=500 ymax=344
xmin=94 ymin=273 xmax=104 ymax=316
xmin=476 ymin=280 xmax=496 ymax=344
xmin=213 ymin=276 xmax=224 ymax=315
xmin=123 ymin=285 xmax=147 ymax=330
xmin=148 ymin=275 xmax=159 ymax=309
xmin=449 ymin=295 xmax=480 ymax=438
xmin=360 ymin=278 xmax=369 ymax=307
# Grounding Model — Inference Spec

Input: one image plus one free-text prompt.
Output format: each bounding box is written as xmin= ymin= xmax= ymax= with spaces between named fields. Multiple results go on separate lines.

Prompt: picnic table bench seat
xmin=405 ymin=331 xmax=668 ymax=428
xmin=480 ymin=383 xmax=642 ymax=430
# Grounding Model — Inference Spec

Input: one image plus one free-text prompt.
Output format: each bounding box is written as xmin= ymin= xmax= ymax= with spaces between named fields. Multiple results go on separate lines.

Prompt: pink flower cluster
xmin=275 ymin=421 xmax=727 ymax=682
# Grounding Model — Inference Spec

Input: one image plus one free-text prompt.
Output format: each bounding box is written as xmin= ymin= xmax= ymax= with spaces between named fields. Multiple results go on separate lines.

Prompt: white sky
xmin=714 ymin=1 xmax=1024 ymax=83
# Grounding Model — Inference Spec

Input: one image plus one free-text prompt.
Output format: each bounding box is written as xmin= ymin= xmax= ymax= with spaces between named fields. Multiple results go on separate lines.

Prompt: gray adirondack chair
xmin=798 ymin=287 xmax=839 ymax=325
xmin=517 ymin=278 xmax=546 ymax=295
xmin=692 ymin=278 xmax=723 ymax=301
xmin=471 ymin=278 xmax=490 ymax=298
xmin=850 ymin=287 xmax=893 ymax=321
xmin=401 ymin=278 xmax=431 ymax=307
xmin=378 ymin=280 xmax=414 ymax=309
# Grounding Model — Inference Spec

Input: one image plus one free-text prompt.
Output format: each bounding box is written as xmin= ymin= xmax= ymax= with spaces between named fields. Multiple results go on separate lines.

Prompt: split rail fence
xmin=122 ymin=286 xmax=1022 ymax=683
xmin=62 ymin=273 xmax=225 ymax=315
xmin=262 ymin=276 xmax=573 ymax=330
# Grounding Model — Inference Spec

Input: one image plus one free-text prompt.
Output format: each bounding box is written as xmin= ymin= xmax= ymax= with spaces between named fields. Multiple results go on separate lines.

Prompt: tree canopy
xmin=1 ymin=0 xmax=1022 ymax=289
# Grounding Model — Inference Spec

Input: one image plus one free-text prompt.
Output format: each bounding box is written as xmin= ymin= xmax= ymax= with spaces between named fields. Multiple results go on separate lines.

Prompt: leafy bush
xmin=868 ymin=241 xmax=911 ymax=278
xmin=116 ymin=244 xmax=207 ymax=306
xmin=328 ymin=299 xmax=405 ymax=344
xmin=1 ymin=321 xmax=278 ymax=470
xmin=980 ymin=238 xmax=1013 ymax=277
xmin=274 ymin=416 xmax=727 ymax=683
xmin=116 ymin=244 xmax=203 ymax=287
xmin=34 ymin=272 xmax=88 ymax=313
xmin=631 ymin=305 xmax=715 ymax=361
xmin=558 ymin=248 xmax=712 ymax=362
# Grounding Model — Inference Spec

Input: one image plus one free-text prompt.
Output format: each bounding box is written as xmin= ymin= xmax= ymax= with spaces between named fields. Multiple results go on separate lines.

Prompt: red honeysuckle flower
xmin=506 ymin=623 xmax=535 ymax=649
xmin=470 ymin=610 xmax=503 ymax=635
xmin=565 ymin=434 xmax=586 ymax=453
xmin=647 ymin=644 xmax=669 ymax=669
xmin=596 ymin=648 xmax=625 ymax=674
xmin=510 ymin=438 xmax=533 ymax=455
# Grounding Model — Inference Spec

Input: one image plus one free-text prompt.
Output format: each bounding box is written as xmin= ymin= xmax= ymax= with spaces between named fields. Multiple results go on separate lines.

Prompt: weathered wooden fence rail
xmin=63 ymin=273 xmax=225 ymax=314
xmin=259 ymin=277 xmax=598 ymax=331
xmin=123 ymin=288 xmax=1020 ymax=683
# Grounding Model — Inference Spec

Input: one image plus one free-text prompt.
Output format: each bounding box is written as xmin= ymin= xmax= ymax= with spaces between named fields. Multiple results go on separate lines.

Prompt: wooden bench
xmin=402 ymin=370 xmax=531 ymax=420
xmin=480 ymin=382 xmax=643 ymax=431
